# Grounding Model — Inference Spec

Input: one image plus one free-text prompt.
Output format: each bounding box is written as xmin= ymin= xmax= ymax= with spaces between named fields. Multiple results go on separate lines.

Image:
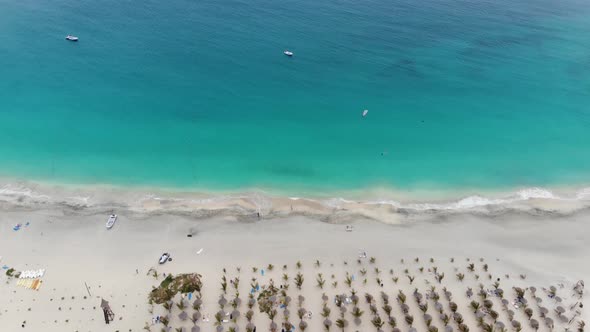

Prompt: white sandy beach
xmin=0 ymin=203 xmax=587 ymax=331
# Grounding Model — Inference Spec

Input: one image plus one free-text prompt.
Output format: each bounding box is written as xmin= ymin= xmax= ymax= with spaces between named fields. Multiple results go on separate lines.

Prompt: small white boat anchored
xmin=362 ymin=109 xmax=368 ymax=117
xmin=284 ymin=50 xmax=293 ymax=57
xmin=106 ymin=214 xmax=117 ymax=229
xmin=65 ymin=35 xmax=78 ymax=42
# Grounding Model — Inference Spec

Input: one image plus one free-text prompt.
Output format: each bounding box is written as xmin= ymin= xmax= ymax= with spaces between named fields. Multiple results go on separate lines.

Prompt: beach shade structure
xmin=298 ymin=295 xmax=305 ymax=304
xmin=409 ymin=328 xmax=417 ymax=332
xmin=283 ymin=309 xmax=290 ymax=317
xmin=501 ymin=299 xmax=509 ymax=306
xmin=191 ymin=326 xmax=200 ymax=332
xmin=178 ymin=328 xmax=186 ymax=332
xmin=540 ymin=307 xmax=549 ymax=317
xmin=340 ymin=306 xmax=347 ymax=314
xmin=285 ymin=296 xmax=292 ymax=305
xmin=218 ymin=296 xmax=228 ymax=307
xmin=193 ymin=298 xmax=203 ymax=308
xmin=495 ymin=321 xmax=505 ymax=330
xmin=322 ymin=294 xmax=329 ymax=302
xmin=323 ymin=319 xmax=332 ymax=328
xmin=401 ymin=304 xmax=410 ymax=314
xmin=530 ymin=286 xmax=537 ymax=293
xmin=231 ymin=309 xmax=240 ymax=319
xmin=270 ymin=321 xmax=278 ymax=330
xmin=545 ymin=317 xmax=554 ymax=328
xmin=520 ymin=298 xmax=528 ymax=305
xmin=465 ymin=289 xmax=473 ymax=298
xmin=555 ymin=296 xmax=562 ymax=302
xmin=392 ymin=329 xmax=401 ymax=332
xmin=246 ymin=322 xmax=255 ymax=331
xmin=444 ymin=290 xmax=453 ymax=299
xmin=299 ymin=321 xmax=308 ymax=330
xmin=434 ymin=302 xmax=443 ymax=312
xmin=216 ymin=325 xmax=224 ymax=332
xmin=475 ymin=310 xmax=485 ymax=319
xmin=444 ymin=326 xmax=453 ymax=332
xmin=530 ymin=319 xmax=539 ymax=330
xmin=179 ymin=311 xmax=188 ymax=321
xmin=217 ymin=310 xmax=226 ymax=318
xmin=556 ymin=306 xmax=566 ymax=314
xmin=269 ymin=295 xmax=277 ymax=303
xmin=550 ymin=286 xmax=557 ymax=293
xmin=192 ymin=311 xmax=201 ymax=321
xmin=535 ymin=296 xmax=542 ymax=303
xmin=559 ymin=314 xmax=569 ymax=323
xmin=248 ymin=298 xmax=256 ymax=307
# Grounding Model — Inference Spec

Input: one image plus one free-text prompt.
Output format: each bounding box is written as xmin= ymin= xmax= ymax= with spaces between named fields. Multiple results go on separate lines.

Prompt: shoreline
xmin=1 ymin=177 xmax=590 ymax=225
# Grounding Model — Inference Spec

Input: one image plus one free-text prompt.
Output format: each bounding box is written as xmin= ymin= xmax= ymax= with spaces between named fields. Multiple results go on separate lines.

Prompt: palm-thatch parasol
xmin=556 ymin=306 xmax=565 ymax=314
xmin=322 ymin=294 xmax=329 ymax=302
xmin=495 ymin=321 xmax=505 ymax=330
xmin=285 ymin=296 xmax=292 ymax=305
xmin=501 ymin=299 xmax=509 ymax=306
xmin=444 ymin=326 xmax=453 ymax=332
xmin=409 ymin=328 xmax=417 ymax=332
xmin=270 ymin=321 xmax=278 ymax=330
xmin=179 ymin=311 xmax=188 ymax=321
xmin=299 ymin=321 xmax=308 ymax=330
xmin=248 ymin=298 xmax=256 ymax=307
xmin=530 ymin=319 xmax=539 ymax=329
xmin=193 ymin=298 xmax=203 ymax=309
xmin=192 ymin=311 xmax=201 ymax=321
xmin=475 ymin=310 xmax=485 ymax=319
xmin=530 ymin=286 xmax=537 ymax=293
xmin=269 ymin=295 xmax=277 ymax=303
xmin=340 ymin=306 xmax=347 ymax=314
xmin=218 ymin=296 xmax=228 ymax=307
xmin=535 ymin=296 xmax=542 ymax=303
xmin=246 ymin=322 xmax=255 ymax=331
xmin=401 ymin=303 xmax=409 ymax=314
xmin=283 ymin=309 xmax=290 ymax=317
xmin=434 ymin=302 xmax=443 ymax=312
xmin=231 ymin=309 xmax=240 ymax=319
xmin=544 ymin=317 xmax=554 ymax=328
xmin=555 ymin=296 xmax=562 ymax=303
xmin=558 ymin=314 xmax=568 ymax=323
xmin=216 ymin=325 xmax=223 ymax=332
xmin=191 ymin=326 xmax=200 ymax=332
xmin=323 ymin=319 xmax=332 ymax=327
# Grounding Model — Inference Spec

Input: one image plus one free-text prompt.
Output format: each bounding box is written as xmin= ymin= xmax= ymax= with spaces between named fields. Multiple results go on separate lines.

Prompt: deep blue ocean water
xmin=1 ymin=0 xmax=590 ymax=194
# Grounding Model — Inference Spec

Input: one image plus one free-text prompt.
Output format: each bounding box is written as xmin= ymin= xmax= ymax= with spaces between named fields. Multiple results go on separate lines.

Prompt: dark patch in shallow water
xmin=265 ymin=165 xmax=316 ymax=178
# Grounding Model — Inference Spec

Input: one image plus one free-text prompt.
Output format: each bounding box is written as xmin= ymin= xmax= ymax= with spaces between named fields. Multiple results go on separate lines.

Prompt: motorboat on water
xmin=284 ymin=50 xmax=293 ymax=56
xmin=362 ymin=109 xmax=368 ymax=117
xmin=106 ymin=214 xmax=117 ymax=229
xmin=65 ymin=35 xmax=79 ymax=42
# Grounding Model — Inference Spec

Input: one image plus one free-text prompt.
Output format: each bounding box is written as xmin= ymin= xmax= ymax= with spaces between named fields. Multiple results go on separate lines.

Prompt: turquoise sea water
xmin=1 ymin=0 xmax=590 ymax=194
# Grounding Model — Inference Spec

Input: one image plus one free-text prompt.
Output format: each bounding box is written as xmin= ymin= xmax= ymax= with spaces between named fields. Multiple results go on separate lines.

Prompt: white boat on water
xmin=284 ymin=50 xmax=293 ymax=56
xmin=65 ymin=35 xmax=78 ymax=42
xmin=106 ymin=214 xmax=117 ymax=229
xmin=362 ymin=109 xmax=368 ymax=117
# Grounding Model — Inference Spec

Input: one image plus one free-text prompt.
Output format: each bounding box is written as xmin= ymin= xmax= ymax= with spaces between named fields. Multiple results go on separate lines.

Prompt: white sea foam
xmin=0 ymin=180 xmax=588 ymax=220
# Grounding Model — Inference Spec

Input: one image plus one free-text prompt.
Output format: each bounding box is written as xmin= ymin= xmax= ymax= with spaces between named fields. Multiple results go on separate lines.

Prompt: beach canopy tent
xmin=191 ymin=326 xmax=200 ymax=332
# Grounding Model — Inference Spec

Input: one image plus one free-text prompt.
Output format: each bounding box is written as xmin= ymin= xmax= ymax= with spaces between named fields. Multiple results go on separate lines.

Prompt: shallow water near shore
xmin=1 ymin=0 xmax=590 ymax=194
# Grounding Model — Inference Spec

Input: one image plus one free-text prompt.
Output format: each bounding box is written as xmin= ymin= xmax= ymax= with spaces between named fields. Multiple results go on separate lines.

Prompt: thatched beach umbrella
xmin=192 ymin=311 xmax=201 ymax=321
xmin=556 ymin=306 xmax=565 ymax=314
xmin=530 ymin=319 xmax=539 ymax=330
xmin=535 ymin=296 xmax=542 ymax=303
xmin=179 ymin=311 xmax=188 ymax=321
xmin=433 ymin=302 xmax=442 ymax=314
xmin=270 ymin=321 xmax=278 ymax=330
xmin=409 ymin=328 xmax=417 ymax=332
xmin=559 ymin=314 xmax=569 ymax=323
xmin=530 ymin=286 xmax=537 ymax=293
xmin=283 ymin=309 xmax=290 ymax=317
xmin=269 ymin=295 xmax=277 ymax=303
xmin=539 ymin=307 xmax=549 ymax=317
xmin=544 ymin=317 xmax=554 ymax=328
xmin=248 ymin=298 xmax=256 ymax=307
xmin=216 ymin=325 xmax=224 ymax=332
xmin=501 ymin=299 xmax=509 ymax=306
xmin=444 ymin=326 xmax=453 ymax=332
xmin=392 ymin=328 xmax=401 ymax=332
xmin=218 ymin=296 xmax=228 ymax=307
xmin=299 ymin=321 xmax=308 ymax=330
xmin=555 ymin=296 xmax=562 ymax=303
xmin=322 ymin=294 xmax=329 ymax=302
xmin=323 ymin=319 xmax=332 ymax=328
xmin=475 ymin=310 xmax=485 ymax=319
xmin=401 ymin=303 xmax=409 ymax=314
xmin=495 ymin=321 xmax=505 ymax=330
xmin=340 ymin=306 xmax=347 ymax=314
xmin=231 ymin=309 xmax=240 ymax=319
xmin=191 ymin=326 xmax=200 ymax=332
xmin=285 ymin=296 xmax=292 ymax=305
xmin=246 ymin=322 xmax=255 ymax=331
xmin=193 ymin=298 xmax=203 ymax=309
